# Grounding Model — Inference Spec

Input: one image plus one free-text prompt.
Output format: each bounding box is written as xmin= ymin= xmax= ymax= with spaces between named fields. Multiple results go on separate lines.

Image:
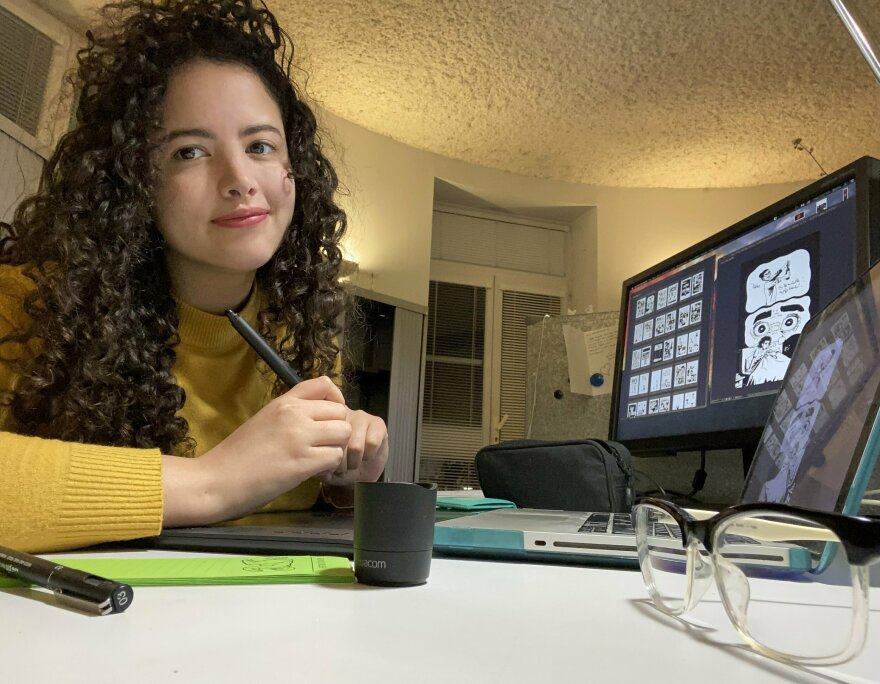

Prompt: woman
xmin=0 ymin=0 xmax=387 ymax=553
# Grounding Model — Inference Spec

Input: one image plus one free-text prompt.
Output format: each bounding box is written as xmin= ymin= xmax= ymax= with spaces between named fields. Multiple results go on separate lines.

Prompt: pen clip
xmin=53 ymin=589 xmax=114 ymax=615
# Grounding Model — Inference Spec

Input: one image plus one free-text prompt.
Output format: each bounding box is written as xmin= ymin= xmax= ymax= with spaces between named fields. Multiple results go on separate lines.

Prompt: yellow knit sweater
xmin=0 ymin=266 xmax=320 ymax=553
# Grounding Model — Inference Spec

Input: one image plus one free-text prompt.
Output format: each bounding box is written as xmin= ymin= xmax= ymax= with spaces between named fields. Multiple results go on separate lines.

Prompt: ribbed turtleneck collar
xmin=176 ymin=286 xmax=262 ymax=350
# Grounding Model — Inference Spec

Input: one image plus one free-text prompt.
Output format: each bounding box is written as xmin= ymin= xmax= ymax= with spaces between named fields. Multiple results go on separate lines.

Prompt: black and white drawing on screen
xmin=758 ymin=262 xmax=791 ymax=306
xmin=745 ymin=249 xmax=810 ymax=312
xmin=652 ymin=343 xmax=664 ymax=364
xmin=737 ymin=248 xmax=813 ymax=388
xmin=676 ymin=334 xmax=688 ymax=358
xmin=657 ymin=288 xmax=667 ymax=310
xmin=742 ymin=336 xmax=788 ymax=385
xmin=655 ymin=314 xmax=666 ymax=336
xmin=758 ymin=339 xmax=842 ymax=503
xmin=674 ymin=363 xmax=685 ymax=387
xmin=685 ymin=360 xmax=698 ymax=385
xmin=680 ymin=277 xmax=692 ymax=300
xmin=663 ymin=338 xmax=675 ymax=361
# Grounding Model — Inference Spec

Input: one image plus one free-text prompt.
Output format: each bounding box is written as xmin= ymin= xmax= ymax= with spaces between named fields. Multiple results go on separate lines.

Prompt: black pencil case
xmin=475 ymin=439 xmax=634 ymax=512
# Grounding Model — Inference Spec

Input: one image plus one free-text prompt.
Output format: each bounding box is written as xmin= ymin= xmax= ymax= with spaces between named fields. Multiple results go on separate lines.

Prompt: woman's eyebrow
xmin=240 ymin=124 xmax=282 ymax=138
xmin=162 ymin=127 xmax=213 ymax=143
xmin=161 ymin=124 xmax=282 ymax=143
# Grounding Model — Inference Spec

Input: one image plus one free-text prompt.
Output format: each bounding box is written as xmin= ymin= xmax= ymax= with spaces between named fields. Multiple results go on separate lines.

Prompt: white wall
xmin=590 ymin=183 xmax=809 ymax=310
xmin=319 ymin=112 xmax=435 ymax=309
xmin=565 ymin=207 xmax=597 ymax=312
xmin=0 ymin=130 xmax=43 ymax=222
xmin=320 ymin=108 xmax=810 ymax=312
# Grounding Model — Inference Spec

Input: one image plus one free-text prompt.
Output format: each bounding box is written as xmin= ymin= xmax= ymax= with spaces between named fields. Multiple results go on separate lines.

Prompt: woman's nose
xmin=218 ymin=154 xmax=257 ymax=198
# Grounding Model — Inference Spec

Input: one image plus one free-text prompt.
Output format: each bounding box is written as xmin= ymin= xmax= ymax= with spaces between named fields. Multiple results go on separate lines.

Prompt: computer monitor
xmin=609 ymin=156 xmax=880 ymax=458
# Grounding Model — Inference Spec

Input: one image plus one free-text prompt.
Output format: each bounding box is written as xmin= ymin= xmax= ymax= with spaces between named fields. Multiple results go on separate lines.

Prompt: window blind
xmin=419 ymin=281 xmax=486 ymax=489
xmin=0 ymin=5 xmax=53 ymax=136
xmin=499 ymin=291 xmax=562 ymax=442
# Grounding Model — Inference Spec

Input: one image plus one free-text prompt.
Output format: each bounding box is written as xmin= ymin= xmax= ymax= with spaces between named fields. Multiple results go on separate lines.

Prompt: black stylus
xmin=225 ymin=309 xmax=303 ymax=387
xmin=0 ymin=544 xmax=133 ymax=615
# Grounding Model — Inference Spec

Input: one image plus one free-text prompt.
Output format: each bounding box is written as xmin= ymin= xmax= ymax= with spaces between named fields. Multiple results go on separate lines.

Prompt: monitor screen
xmin=610 ymin=156 xmax=880 ymax=456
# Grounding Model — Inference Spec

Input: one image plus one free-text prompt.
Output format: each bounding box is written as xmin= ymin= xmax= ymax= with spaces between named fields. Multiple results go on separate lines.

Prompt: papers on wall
xmin=562 ymin=324 xmax=617 ymax=396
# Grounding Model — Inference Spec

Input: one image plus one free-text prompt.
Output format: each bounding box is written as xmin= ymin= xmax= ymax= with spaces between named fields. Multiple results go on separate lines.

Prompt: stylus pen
xmin=225 ymin=309 xmax=303 ymax=387
xmin=0 ymin=544 xmax=133 ymax=615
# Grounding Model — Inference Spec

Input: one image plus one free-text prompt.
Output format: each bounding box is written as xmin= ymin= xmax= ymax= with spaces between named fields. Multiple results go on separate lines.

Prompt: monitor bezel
xmin=608 ymin=155 xmax=880 ymax=457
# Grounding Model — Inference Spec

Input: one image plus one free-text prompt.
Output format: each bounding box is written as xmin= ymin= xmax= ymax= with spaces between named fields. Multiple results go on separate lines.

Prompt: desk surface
xmin=1 ymin=551 xmax=878 ymax=684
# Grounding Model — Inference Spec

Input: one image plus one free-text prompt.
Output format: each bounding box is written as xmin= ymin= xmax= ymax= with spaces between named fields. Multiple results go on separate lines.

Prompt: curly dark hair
xmin=0 ymin=0 xmax=346 ymax=455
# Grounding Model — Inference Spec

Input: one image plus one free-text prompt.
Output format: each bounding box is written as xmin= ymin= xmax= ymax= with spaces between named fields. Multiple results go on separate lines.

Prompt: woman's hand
xmin=162 ymin=376 xmax=353 ymax=526
xmin=316 ymin=408 xmax=388 ymax=487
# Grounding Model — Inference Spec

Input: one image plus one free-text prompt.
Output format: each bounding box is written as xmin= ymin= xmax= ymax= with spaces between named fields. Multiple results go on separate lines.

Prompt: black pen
xmin=225 ymin=309 xmax=303 ymax=387
xmin=0 ymin=544 xmax=133 ymax=615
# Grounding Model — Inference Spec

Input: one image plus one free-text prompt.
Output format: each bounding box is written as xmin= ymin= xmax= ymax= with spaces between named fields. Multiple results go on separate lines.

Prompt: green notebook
xmin=436 ymin=496 xmax=516 ymax=511
xmin=0 ymin=555 xmax=354 ymax=588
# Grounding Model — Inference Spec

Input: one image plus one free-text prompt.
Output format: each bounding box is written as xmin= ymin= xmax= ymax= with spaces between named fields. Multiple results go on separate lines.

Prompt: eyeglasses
xmin=633 ymin=497 xmax=880 ymax=666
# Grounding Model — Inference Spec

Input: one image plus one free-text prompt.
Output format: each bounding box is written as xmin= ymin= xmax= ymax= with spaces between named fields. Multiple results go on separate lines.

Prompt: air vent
xmin=0 ymin=4 xmax=53 ymax=136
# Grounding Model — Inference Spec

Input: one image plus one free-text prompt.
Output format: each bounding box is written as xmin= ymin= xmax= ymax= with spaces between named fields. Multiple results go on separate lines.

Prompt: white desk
xmin=1 ymin=551 xmax=878 ymax=684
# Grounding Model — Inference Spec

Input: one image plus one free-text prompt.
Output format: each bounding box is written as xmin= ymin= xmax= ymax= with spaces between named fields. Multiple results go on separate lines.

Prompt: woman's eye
xmin=248 ymin=141 xmax=275 ymax=155
xmin=173 ymin=146 xmax=205 ymax=161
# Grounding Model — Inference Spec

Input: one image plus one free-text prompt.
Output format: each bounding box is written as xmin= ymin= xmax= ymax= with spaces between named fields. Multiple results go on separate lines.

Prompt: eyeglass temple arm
xmin=649 ymin=502 xmax=839 ymax=543
xmin=724 ymin=518 xmax=838 ymax=543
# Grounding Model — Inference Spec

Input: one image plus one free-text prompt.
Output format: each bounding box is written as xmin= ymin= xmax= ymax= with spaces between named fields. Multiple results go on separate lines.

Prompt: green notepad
xmin=0 ymin=555 xmax=354 ymax=588
xmin=436 ymin=496 xmax=516 ymax=511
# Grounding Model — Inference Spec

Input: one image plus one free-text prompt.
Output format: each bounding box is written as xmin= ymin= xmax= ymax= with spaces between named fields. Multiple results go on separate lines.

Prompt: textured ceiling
xmin=39 ymin=0 xmax=880 ymax=188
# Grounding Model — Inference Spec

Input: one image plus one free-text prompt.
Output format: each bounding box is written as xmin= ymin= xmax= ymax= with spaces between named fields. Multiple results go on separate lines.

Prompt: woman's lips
xmin=211 ymin=210 xmax=269 ymax=228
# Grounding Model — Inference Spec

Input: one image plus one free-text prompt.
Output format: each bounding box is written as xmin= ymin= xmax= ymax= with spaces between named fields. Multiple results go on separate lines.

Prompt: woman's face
xmin=153 ymin=59 xmax=295 ymax=300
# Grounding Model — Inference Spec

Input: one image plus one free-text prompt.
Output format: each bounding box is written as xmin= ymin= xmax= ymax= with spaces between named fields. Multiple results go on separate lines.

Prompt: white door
xmin=419 ymin=268 xmax=562 ymax=489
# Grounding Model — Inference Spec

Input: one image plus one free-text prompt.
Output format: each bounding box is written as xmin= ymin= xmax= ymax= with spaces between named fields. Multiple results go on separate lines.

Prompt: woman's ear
xmin=282 ymin=169 xmax=295 ymax=198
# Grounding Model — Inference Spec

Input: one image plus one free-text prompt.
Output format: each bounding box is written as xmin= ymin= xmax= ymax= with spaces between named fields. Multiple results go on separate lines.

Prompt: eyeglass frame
xmin=634 ymin=496 xmax=880 ymax=665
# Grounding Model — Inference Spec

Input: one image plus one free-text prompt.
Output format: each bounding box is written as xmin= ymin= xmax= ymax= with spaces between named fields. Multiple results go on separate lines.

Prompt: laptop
xmin=432 ymin=258 xmax=880 ymax=565
xmin=149 ymin=259 xmax=880 ymax=564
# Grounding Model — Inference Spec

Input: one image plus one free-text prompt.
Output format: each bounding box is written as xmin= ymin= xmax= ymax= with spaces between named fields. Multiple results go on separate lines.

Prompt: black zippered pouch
xmin=475 ymin=439 xmax=634 ymax=512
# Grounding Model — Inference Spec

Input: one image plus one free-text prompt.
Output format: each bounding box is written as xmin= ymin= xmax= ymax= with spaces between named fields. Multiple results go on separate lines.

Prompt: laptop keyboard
xmin=577 ymin=512 xmax=758 ymax=544
xmin=577 ymin=513 xmax=682 ymax=539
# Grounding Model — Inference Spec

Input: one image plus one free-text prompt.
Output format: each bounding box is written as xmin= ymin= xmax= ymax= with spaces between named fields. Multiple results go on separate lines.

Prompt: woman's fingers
xmin=346 ymin=413 xmax=368 ymax=470
xmin=287 ymin=375 xmax=345 ymax=404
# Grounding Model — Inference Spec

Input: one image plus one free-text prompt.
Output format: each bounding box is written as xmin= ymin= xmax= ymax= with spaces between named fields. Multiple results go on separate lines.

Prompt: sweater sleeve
xmin=0 ymin=266 xmax=164 ymax=553
xmin=0 ymin=432 xmax=164 ymax=553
